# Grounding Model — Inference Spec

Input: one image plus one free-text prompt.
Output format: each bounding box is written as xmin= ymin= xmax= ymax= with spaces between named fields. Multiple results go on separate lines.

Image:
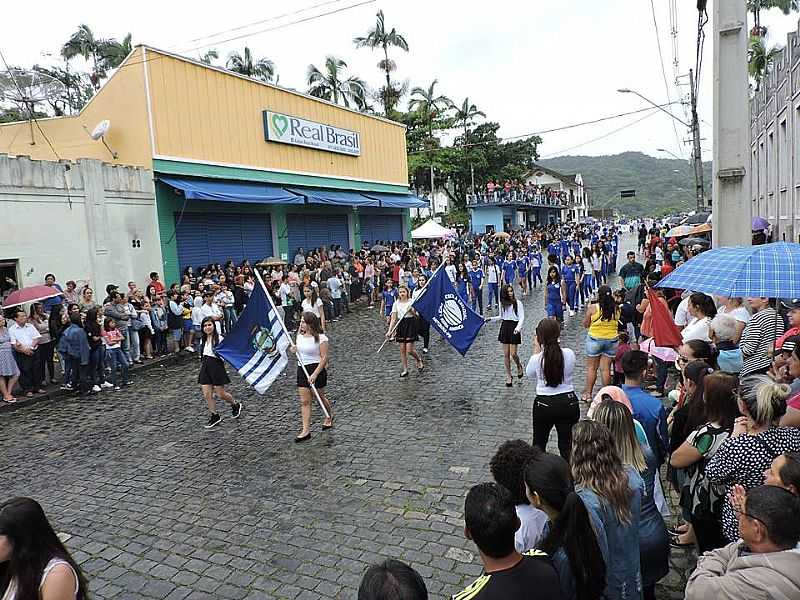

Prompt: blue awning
xmin=285 ymin=186 xmax=380 ymax=207
xmin=361 ymin=191 xmax=429 ymax=208
xmin=159 ymin=177 xmax=305 ymax=204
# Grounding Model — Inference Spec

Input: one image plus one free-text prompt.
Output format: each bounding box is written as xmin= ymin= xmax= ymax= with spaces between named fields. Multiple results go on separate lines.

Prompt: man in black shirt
xmin=452 ymin=483 xmax=563 ymax=600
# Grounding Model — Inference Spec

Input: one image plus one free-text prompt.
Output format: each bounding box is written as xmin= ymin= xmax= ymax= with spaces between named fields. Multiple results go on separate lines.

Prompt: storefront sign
xmin=262 ymin=110 xmax=360 ymax=156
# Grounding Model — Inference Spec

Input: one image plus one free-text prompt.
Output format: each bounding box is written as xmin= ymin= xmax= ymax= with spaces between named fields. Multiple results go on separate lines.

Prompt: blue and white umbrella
xmin=655 ymin=242 xmax=800 ymax=297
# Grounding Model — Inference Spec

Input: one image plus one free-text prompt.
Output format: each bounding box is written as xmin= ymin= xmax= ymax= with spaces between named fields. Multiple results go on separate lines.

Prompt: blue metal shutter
xmin=287 ymin=214 xmax=349 ymax=257
xmin=359 ymin=215 xmax=403 ymax=245
xmin=241 ymin=215 xmax=273 ymax=262
xmin=175 ymin=213 xmax=210 ymax=273
xmin=207 ymin=216 xmax=245 ymax=265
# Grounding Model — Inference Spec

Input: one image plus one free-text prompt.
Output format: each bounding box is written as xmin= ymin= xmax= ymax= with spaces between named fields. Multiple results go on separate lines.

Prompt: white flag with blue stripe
xmin=216 ymin=282 xmax=288 ymax=394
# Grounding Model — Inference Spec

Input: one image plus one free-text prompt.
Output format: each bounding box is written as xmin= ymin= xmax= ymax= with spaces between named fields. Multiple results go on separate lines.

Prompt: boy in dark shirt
xmin=452 ymin=483 xmax=563 ymax=600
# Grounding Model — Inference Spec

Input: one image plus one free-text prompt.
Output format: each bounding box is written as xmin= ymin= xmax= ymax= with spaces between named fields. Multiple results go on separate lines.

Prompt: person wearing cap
xmin=775 ymin=299 xmax=800 ymax=350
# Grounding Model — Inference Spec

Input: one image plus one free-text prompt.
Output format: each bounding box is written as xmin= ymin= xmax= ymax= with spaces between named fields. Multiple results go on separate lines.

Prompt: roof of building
xmin=525 ymin=164 xmax=582 ymax=186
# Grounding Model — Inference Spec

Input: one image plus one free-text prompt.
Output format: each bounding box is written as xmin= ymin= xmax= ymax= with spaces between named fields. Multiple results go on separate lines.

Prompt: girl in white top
xmin=301 ymin=285 xmax=327 ymax=332
xmin=386 ymin=285 xmax=424 ymax=378
xmin=716 ymin=296 xmax=751 ymax=344
xmin=487 ymin=284 xmax=525 ymax=387
xmin=290 ymin=311 xmax=333 ymax=442
xmin=0 ymin=497 xmax=86 ymax=600
xmin=525 ymin=318 xmax=579 ymax=459
xmin=681 ymin=292 xmax=717 ymax=343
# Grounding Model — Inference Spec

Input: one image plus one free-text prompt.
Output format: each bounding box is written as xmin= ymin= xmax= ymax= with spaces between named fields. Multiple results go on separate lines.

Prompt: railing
xmin=466 ymin=190 xmax=570 ymax=207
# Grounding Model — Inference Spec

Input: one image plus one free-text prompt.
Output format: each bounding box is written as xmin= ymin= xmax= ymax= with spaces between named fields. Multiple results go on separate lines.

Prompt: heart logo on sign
xmin=271 ymin=113 xmax=289 ymax=137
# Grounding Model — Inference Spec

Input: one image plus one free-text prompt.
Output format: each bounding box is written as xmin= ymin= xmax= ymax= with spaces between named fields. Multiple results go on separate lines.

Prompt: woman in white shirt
xmin=301 ymin=286 xmax=327 ymax=333
xmin=386 ymin=285 xmax=423 ymax=378
xmin=716 ymin=296 xmax=750 ymax=344
xmin=681 ymin=292 xmax=717 ymax=343
xmin=198 ymin=317 xmax=242 ymax=429
xmin=487 ymin=284 xmax=525 ymax=387
xmin=0 ymin=497 xmax=88 ymax=600
xmin=290 ymin=311 xmax=333 ymax=442
xmin=526 ymin=318 xmax=578 ymax=459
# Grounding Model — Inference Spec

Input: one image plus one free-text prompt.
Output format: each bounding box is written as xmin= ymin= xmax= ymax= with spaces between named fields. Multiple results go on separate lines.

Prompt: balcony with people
xmin=466 ymin=179 xmax=570 ymax=208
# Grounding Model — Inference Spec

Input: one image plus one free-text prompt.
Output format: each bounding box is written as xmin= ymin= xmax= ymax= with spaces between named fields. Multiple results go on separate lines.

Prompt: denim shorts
xmin=585 ymin=334 xmax=618 ymax=358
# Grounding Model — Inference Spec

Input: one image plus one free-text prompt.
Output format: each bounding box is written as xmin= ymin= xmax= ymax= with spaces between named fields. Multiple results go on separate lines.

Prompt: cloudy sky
xmin=1 ymin=1 xmax=797 ymax=160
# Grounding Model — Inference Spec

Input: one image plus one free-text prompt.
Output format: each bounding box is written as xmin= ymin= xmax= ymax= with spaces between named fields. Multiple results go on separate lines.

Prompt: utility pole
xmin=688 ymin=69 xmax=705 ymax=211
xmin=712 ymin=0 xmax=751 ymax=247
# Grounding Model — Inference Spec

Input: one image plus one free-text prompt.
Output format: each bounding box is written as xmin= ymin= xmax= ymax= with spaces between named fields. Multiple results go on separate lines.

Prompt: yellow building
xmin=0 ymin=46 xmax=420 ymax=283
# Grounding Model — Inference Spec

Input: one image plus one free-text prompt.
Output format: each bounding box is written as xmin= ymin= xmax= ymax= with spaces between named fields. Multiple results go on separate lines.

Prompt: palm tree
xmin=409 ymin=80 xmax=452 ymax=193
xmin=200 ymin=49 xmax=219 ymax=65
xmin=748 ymin=0 xmax=799 ymax=36
xmin=99 ymin=33 xmax=133 ymax=71
xmin=353 ymin=10 xmax=409 ymax=114
xmin=453 ymin=97 xmax=486 ymax=191
xmin=307 ymin=56 xmax=367 ymax=110
xmin=748 ymin=36 xmax=782 ymax=90
xmin=226 ymin=47 xmax=275 ymax=82
xmin=61 ymin=24 xmax=105 ymax=89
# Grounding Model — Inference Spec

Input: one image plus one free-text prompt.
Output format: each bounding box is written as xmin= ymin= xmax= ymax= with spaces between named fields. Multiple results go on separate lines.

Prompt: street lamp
xmin=656 ymin=147 xmax=683 ymax=161
xmin=618 ymin=86 xmax=705 ymax=211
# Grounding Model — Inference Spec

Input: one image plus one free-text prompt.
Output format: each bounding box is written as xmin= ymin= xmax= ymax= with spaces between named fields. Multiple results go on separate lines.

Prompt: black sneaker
xmin=205 ymin=413 xmax=222 ymax=428
xmin=231 ymin=402 xmax=243 ymax=419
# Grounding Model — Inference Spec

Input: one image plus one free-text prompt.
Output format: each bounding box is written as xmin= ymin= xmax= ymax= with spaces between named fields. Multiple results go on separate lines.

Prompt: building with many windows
xmin=0 ymin=46 xmax=422 ymax=287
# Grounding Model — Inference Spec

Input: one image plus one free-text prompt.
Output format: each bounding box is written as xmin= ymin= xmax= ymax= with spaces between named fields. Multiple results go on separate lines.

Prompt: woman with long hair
xmin=572 ymin=420 xmax=642 ymax=600
xmin=681 ymin=293 xmax=717 ymax=343
xmin=301 ymin=286 xmax=326 ymax=333
xmin=544 ymin=266 xmax=566 ymax=323
xmin=581 ymin=285 xmax=619 ymax=402
xmin=524 ymin=452 xmax=606 ymax=600
xmin=487 ymin=284 xmax=525 ymax=387
xmin=0 ymin=497 xmax=88 ymax=599
xmin=290 ymin=311 xmax=333 ymax=442
xmin=593 ymin=401 xmax=669 ymax=600
xmin=386 ymin=285 xmax=423 ymax=378
xmin=198 ymin=316 xmax=242 ymax=429
xmin=670 ymin=371 xmax=739 ymax=552
xmin=527 ymin=318 xmax=579 ymax=459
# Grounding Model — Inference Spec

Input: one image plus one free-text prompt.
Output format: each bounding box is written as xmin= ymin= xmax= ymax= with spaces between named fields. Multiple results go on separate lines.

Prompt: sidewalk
xmin=0 ymin=351 xmax=192 ymax=414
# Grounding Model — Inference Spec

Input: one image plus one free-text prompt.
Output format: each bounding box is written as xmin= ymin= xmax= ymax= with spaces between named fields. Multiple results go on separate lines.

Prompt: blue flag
xmin=411 ymin=267 xmax=485 ymax=355
xmin=216 ymin=282 xmax=289 ymax=394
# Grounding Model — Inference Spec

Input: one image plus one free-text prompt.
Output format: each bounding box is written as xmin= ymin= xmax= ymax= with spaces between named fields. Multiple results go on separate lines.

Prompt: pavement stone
xmin=0 ymin=234 xmax=691 ymax=599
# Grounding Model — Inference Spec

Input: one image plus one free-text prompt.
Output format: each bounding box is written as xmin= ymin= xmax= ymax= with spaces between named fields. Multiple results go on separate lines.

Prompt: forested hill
xmin=539 ymin=151 xmax=712 ymax=217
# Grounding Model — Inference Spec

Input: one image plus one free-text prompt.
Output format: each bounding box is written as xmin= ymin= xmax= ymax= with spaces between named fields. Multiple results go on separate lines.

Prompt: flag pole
xmin=376 ymin=263 xmax=444 ymax=354
xmin=255 ymin=268 xmax=330 ymax=420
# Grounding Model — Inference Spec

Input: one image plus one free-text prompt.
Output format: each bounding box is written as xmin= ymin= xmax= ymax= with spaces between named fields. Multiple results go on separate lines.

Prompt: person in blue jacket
xmin=545 ymin=266 xmax=566 ymax=323
xmin=468 ymin=262 xmax=485 ymax=314
xmin=502 ymin=251 xmax=518 ymax=286
xmin=57 ymin=312 xmax=90 ymax=395
xmin=517 ymin=253 xmax=529 ymax=297
xmin=561 ymin=255 xmax=581 ymax=317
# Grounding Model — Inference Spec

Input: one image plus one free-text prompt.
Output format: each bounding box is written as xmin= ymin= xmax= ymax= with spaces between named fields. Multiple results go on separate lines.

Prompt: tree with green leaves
xmin=353 ymin=10 xmax=409 ymax=115
xmin=99 ymin=33 xmax=133 ymax=71
xmin=32 ymin=64 xmax=93 ymax=115
xmin=747 ymin=0 xmax=798 ymax=36
xmin=61 ymin=24 xmax=105 ymax=89
xmin=226 ymin=47 xmax=276 ymax=82
xmin=307 ymin=56 xmax=367 ymax=110
xmin=748 ymin=35 xmax=782 ymax=90
xmin=408 ymin=80 xmax=452 ymax=193
xmin=452 ymin=97 xmax=486 ymax=191
xmin=199 ymin=49 xmax=219 ymax=66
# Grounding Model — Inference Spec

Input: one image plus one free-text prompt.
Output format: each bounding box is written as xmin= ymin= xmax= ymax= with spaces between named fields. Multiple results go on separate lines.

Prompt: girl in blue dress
xmin=545 ymin=266 xmax=566 ymax=323
xmin=502 ymin=252 xmax=518 ymax=286
xmin=455 ymin=263 xmax=470 ymax=304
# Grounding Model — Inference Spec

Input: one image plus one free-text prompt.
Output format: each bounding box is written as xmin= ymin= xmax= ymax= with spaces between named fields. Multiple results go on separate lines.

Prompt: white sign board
xmin=263 ymin=110 xmax=360 ymax=156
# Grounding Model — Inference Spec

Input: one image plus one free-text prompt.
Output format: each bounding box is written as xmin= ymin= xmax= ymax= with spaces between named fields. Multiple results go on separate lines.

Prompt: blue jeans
xmin=488 ymin=282 xmax=499 ymax=308
xmin=531 ymin=268 xmax=542 ymax=288
xmin=223 ymin=306 xmax=237 ymax=333
xmin=106 ymin=347 xmax=129 ymax=386
xmin=565 ymin=282 xmax=578 ymax=310
xmin=89 ymin=345 xmax=104 ymax=385
xmin=58 ymin=350 xmax=72 ymax=386
xmin=471 ymin=286 xmax=483 ymax=313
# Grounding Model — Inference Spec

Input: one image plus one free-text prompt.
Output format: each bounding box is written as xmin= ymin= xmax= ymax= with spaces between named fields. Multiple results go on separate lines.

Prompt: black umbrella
xmin=678 ymin=236 xmax=710 ymax=246
xmin=682 ymin=212 xmax=711 ymax=225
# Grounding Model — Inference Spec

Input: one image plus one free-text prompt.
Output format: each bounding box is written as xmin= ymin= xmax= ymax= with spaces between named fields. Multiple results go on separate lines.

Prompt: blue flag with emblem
xmin=411 ymin=267 xmax=485 ymax=356
xmin=216 ymin=282 xmax=289 ymax=394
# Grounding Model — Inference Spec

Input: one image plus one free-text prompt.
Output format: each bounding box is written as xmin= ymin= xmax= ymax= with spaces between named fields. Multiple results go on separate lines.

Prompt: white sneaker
xmin=569 ymin=309 xmax=575 ymax=317
xmin=101 ymin=381 xmax=113 ymax=389
xmin=91 ymin=384 xmax=101 ymax=393
xmin=185 ymin=346 xmax=196 ymax=353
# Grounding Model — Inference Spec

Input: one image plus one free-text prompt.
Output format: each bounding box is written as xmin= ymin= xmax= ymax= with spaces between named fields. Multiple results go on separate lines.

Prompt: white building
xmin=525 ymin=165 xmax=590 ymax=222
xmin=0 ymin=154 xmax=161 ymax=296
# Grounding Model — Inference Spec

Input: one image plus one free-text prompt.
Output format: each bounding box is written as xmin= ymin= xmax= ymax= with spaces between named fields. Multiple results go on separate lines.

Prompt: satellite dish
xmin=0 ymin=69 xmax=65 ymax=145
xmin=90 ymin=120 xmax=110 ymax=140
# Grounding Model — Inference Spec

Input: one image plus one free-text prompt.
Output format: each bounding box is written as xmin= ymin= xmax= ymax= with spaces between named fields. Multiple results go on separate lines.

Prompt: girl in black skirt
xmin=198 ymin=316 xmax=242 ymax=428
xmin=486 ymin=284 xmax=525 ymax=387
xmin=386 ymin=285 xmax=424 ymax=378
xmin=289 ymin=311 xmax=333 ymax=442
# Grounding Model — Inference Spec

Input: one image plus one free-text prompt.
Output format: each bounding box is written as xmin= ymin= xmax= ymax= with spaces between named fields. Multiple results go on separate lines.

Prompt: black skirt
xmin=498 ymin=319 xmax=522 ymax=345
xmin=395 ymin=317 xmax=418 ymax=343
xmin=198 ymin=355 xmax=231 ymax=386
xmin=296 ymin=363 xmax=327 ymax=388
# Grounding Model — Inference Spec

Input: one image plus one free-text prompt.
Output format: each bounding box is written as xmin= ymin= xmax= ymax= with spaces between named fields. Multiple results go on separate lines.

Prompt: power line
xmin=541 ymin=110 xmax=660 ymax=158
xmin=650 ymin=0 xmax=684 ymax=157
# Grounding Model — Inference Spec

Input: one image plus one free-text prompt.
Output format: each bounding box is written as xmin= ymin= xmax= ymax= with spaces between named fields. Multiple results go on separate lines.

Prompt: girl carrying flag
xmin=545 ymin=266 xmax=567 ymax=323
xmin=198 ymin=316 xmax=242 ymax=429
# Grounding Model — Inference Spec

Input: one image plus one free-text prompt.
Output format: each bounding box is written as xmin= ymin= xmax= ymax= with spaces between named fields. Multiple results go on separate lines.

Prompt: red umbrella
xmin=2 ymin=285 xmax=63 ymax=308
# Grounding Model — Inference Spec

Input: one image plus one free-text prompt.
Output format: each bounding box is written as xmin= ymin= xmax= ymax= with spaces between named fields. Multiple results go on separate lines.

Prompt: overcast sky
xmin=2 ymin=1 xmax=798 ymax=160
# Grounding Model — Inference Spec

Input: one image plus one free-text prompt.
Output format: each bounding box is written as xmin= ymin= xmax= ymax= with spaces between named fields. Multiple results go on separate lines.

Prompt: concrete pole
xmin=689 ymin=69 xmax=706 ymax=211
xmin=712 ymin=0 xmax=751 ymax=247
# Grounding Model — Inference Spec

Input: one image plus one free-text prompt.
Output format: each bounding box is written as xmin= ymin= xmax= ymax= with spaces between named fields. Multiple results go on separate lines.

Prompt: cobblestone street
xmin=1 ymin=238 xmax=691 ymax=599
